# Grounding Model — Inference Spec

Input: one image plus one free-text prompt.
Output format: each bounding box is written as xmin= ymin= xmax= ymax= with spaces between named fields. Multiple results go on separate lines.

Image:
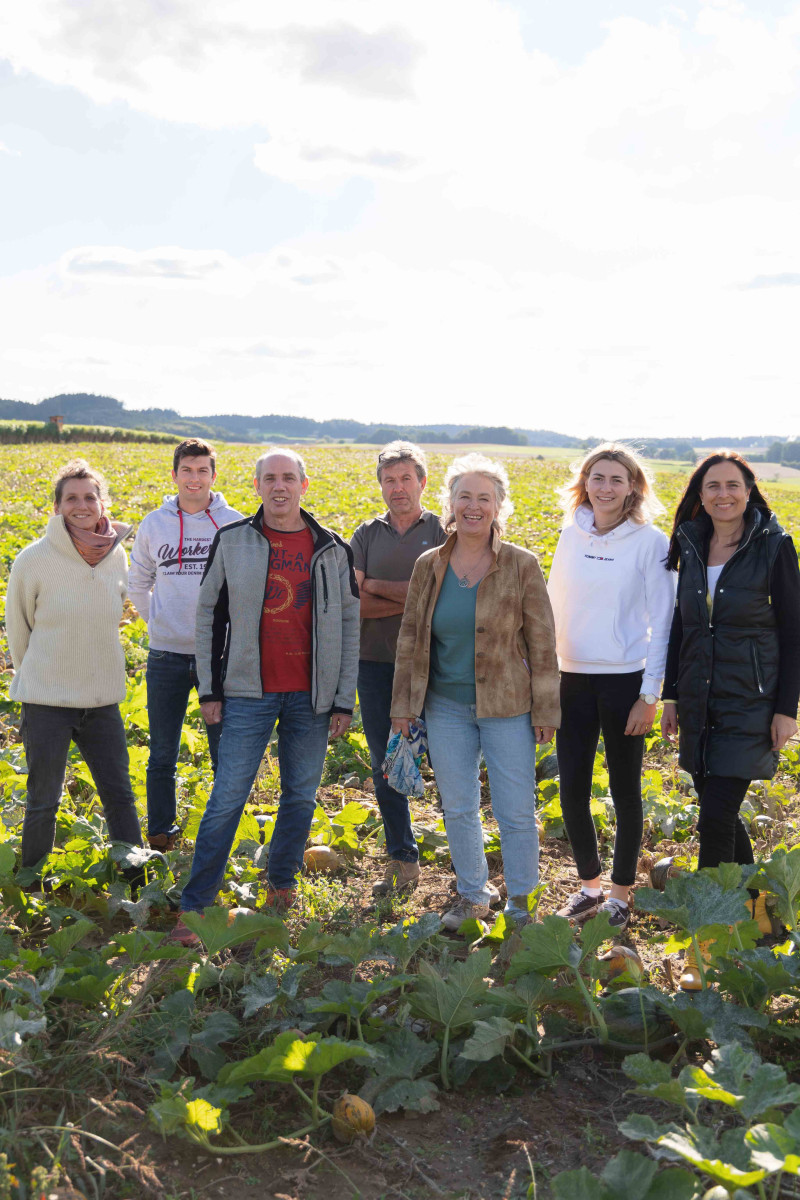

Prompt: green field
xmin=1 ymin=443 xmax=800 ymax=1200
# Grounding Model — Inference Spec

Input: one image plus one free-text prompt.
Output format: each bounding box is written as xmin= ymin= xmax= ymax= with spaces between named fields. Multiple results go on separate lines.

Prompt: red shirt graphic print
xmin=259 ymin=523 xmax=314 ymax=693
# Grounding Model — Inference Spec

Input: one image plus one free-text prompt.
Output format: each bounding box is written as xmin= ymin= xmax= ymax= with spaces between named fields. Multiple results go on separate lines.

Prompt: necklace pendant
xmin=458 ymin=573 xmax=470 ymax=588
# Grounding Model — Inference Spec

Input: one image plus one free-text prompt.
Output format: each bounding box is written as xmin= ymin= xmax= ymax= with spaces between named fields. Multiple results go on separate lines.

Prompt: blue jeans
xmin=424 ymin=689 xmax=539 ymax=920
xmin=357 ymin=660 xmax=418 ymax=863
xmin=179 ymin=691 xmax=330 ymax=910
xmin=146 ymin=649 xmax=223 ymax=838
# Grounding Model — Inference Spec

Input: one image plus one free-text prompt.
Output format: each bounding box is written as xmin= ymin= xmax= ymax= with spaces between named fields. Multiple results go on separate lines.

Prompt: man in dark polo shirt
xmin=351 ymin=441 xmax=447 ymax=896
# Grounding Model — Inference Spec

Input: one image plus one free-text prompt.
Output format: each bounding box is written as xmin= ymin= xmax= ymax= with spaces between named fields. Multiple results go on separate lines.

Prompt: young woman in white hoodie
xmin=547 ymin=443 xmax=675 ymax=932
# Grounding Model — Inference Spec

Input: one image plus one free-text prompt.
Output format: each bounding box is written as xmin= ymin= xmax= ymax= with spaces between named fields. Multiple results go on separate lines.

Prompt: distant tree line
xmin=0 ymin=419 xmax=174 ymax=446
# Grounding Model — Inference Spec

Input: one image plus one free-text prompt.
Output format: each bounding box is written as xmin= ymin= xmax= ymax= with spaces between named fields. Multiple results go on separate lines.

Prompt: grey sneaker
xmin=556 ymin=890 xmax=605 ymax=923
xmin=372 ymin=859 xmax=420 ymax=897
xmin=442 ymin=896 xmax=491 ymax=931
xmin=599 ymin=899 xmax=631 ymax=933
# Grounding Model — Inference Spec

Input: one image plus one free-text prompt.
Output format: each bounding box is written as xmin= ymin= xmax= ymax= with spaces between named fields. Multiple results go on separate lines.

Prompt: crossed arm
xmin=354 ymin=570 xmax=407 ymax=618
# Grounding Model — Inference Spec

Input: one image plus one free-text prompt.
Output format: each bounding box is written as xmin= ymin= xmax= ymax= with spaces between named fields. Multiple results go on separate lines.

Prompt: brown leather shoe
xmin=168 ymin=913 xmax=202 ymax=948
xmin=372 ymin=860 xmax=421 ymax=897
xmin=147 ymin=832 xmax=177 ymax=852
xmin=262 ymin=887 xmax=297 ymax=911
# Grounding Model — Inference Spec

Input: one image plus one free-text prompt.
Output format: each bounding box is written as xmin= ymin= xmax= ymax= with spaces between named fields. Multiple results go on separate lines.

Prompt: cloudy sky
xmin=2 ymin=0 xmax=800 ymax=438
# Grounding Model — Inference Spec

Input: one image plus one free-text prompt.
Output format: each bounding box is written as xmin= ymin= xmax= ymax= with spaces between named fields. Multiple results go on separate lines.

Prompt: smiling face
xmin=54 ymin=478 xmax=104 ymax=530
xmin=453 ymin=472 xmax=499 ymax=539
xmin=379 ymin=460 xmax=426 ymax=520
xmin=700 ymin=460 xmax=751 ymax=525
xmin=255 ymin=454 xmax=309 ymax=529
xmin=172 ymin=453 xmax=216 ymax=511
xmin=585 ymin=457 xmax=634 ymax=527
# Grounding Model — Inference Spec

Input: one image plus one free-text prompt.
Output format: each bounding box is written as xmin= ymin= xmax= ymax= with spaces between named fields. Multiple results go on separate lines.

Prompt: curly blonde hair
xmin=558 ymin=442 xmax=663 ymax=526
xmin=439 ymin=452 xmax=514 ymax=535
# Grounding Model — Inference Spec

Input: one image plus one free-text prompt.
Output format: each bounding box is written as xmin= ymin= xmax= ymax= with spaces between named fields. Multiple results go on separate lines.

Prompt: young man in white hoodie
xmin=128 ymin=439 xmax=243 ymax=851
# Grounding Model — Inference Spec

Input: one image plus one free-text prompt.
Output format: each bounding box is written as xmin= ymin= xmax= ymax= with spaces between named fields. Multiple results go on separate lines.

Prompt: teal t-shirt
xmin=428 ymin=565 xmax=477 ymax=705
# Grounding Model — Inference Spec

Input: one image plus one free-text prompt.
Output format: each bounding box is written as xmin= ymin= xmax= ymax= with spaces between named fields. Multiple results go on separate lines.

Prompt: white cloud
xmin=3 ymin=2 xmax=800 ymax=435
xmin=61 ymin=245 xmax=239 ymax=282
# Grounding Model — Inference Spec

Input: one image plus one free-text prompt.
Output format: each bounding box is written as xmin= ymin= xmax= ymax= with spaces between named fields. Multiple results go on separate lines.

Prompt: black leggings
xmin=693 ymin=774 xmax=753 ymax=870
xmin=556 ymin=671 xmax=644 ymax=888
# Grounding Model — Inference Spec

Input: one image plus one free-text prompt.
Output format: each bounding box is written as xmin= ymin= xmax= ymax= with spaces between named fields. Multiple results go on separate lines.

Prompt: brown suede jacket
xmin=390 ymin=529 xmax=561 ymax=727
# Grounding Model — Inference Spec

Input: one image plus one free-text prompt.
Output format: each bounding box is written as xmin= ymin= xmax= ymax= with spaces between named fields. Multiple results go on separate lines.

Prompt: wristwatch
xmin=640 ymin=692 xmax=658 ymax=704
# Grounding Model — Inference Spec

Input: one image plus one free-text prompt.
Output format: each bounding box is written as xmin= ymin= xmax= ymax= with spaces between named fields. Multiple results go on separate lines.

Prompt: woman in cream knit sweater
xmin=6 ymin=460 xmax=143 ymax=875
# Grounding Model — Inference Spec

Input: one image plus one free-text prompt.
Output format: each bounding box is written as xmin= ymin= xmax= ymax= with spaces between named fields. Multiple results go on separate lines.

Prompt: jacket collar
xmin=433 ymin=527 xmax=503 ymax=577
xmin=677 ymin=503 xmax=774 ymax=556
xmin=249 ymin=505 xmax=333 ymax=550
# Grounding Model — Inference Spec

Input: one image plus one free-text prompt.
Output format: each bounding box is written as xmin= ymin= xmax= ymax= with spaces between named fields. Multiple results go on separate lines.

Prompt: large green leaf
xmin=324 ymin=926 xmax=379 ymax=968
xmin=189 ymin=1010 xmax=240 ymax=1079
xmin=668 ymin=991 xmax=768 ymax=1047
xmin=749 ymin=846 xmax=800 ymax=930
xmin=0 ymin=1012 xmax=47 ymax=1049
xmin=238 ymin=974 xmax=280 ymax=1019
xmin=306 ymin=976 xmax=406 ymax=1020
xmin=656 ymin=1127 xmax=766 ymax=1188
xmin=375 ymin=912 xmax=443 ymax=970
xmin=181 ymin=907 xmax=289 ymax=955
xmin=0 ymin=843 xmax=15 ymax=877
xmin=276 ymin=1034 xmax=374 ymax=1078
xmin=600 ymin=1149 xmax=658 ymax=1200
xmin=636 ymin=870 xmax=750 ymax=934
xmin=505 ymin=916 xmax=580 ymax=979
xmin=46 ymin=918 xmax=96 ymax=959
xmin=375 ymin=1078 xmax=439 ymax=1115
xmin=578 ymin=910 xmax=615 ymax=959
xmin=624 ymin=1054 xmax=698 ymax=1115
xmin=460 ymin=1016 xmax=516 ymax=1063
xmin=409 ymin=946 xmax=492 ymax=1033
xmin=745 ymin=1123 xmax=800 ymax=1175
xmin=110 ymin=929 xmax=187 ymax=964
xmin=551 ymin=1167 xmax=607 ymax=1200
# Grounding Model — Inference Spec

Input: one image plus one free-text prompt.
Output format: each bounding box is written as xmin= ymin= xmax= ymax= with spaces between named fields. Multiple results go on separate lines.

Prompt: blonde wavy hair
xmin=558 ymin=442 xmax=663 ymax=526
xmin=439 ymin=452 xmax=514 ymax=535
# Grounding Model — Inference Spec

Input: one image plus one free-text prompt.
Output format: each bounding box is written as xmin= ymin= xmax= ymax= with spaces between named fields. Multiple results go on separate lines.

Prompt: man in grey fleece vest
xmin=171 ymin=448 xmax=360 ymax=942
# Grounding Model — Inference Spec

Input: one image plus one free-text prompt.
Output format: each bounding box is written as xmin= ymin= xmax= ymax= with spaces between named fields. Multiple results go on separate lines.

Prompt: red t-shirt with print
xmin=260 ymin=523 xmax=314 ymax=693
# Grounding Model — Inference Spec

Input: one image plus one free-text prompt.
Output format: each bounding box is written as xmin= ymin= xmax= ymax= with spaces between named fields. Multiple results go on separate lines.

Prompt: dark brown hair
xmin=665 ymin=451 xmax=772 ymax=570
xmin=173 ymin=438 xmax=216 ymax=474
xmin=54 ymin=459 xmax=109 ymax=507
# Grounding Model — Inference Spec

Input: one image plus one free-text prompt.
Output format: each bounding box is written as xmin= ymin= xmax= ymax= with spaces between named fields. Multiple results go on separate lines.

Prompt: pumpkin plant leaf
xmin=181 ymin=907 xmax=289 ymax=956
xmin=374 ymin=1078 xmax=440 ymax=1115
xmin=636 ymin=870 xmax=750 ymax=934
xmin=409 ymin=946 xmax=493 ymax=1033
xmin=624 ymin=1053 xmax=698 ymax=1116
xmin=460 ymin=1016 xmax=517 ymax=1063
xmin=745 ymin=1122 xmax=800 ymax=1175
xmin=551 ymin=1166 xmax=608 ymax=1200
xmin=505 ymin=916 xmax=580 ymax=979
xmin=599 ymin=1149 xmax=658 ymax=1200
xmin=46 ymin=918 xmax=96 ymax=960
xmin=749 ymin=846 xmax=800 ymax=931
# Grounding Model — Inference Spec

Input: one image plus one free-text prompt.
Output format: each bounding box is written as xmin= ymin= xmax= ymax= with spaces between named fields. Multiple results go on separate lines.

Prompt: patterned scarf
xmin=65 ymin=515 xmax=120 ymax=566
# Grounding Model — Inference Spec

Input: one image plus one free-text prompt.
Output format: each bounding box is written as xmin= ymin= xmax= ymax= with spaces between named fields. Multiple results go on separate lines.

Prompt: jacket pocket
xmin=750 ymin=642 xmax=764 ymax=695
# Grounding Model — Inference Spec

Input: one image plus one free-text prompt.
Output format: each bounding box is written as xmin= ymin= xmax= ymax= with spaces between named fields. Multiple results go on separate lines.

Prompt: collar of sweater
xmin=46 ymin=514 xmax=131 ymax=562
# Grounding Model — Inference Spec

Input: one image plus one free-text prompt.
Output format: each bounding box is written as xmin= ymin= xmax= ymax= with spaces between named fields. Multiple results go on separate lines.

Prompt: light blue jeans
xmin=424 ymin=689 xmax=539 ymax=921
xmin=180 ymin=692 xmax=330 ymax=911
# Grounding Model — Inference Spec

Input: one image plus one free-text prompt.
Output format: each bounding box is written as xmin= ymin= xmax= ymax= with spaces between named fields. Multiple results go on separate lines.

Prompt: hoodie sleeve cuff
xmin=331 ymin=706 xmax=353 ymax=716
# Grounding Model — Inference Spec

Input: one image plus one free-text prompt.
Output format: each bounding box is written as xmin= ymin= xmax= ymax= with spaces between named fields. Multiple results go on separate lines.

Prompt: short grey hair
xmin=439 ymin=452 xmax=514 ymax=535
xmin=376 ymin=440 xmax=427 ymax=483
xmin=255 ymin=447 xmax=307 ymax=483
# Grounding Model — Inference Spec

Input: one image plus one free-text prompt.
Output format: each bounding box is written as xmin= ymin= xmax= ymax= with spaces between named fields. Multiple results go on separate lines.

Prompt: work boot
xmin=147 ymin=832 xmax=177 ymax=853
xmin=372 ymin=860 xmax=420 ymax=897
xmin=679 ymin=941 xmax=711 ymax=992
xmin=168 ymin=913 xmax=202 ymax=948
xmin=262 ymin=887 xmax=297 ymax=912
xmin=442 ymin=896 xmax=491 ymax=931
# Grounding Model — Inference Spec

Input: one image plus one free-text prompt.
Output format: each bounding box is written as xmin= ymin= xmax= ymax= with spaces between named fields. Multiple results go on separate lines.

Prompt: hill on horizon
xmin=0 ymin=392 xmax=788 ymax=453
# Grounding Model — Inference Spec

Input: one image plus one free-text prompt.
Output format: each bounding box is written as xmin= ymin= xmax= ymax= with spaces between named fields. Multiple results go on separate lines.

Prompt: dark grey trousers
xmin=20 ymin=703 xmax=142 ymax=869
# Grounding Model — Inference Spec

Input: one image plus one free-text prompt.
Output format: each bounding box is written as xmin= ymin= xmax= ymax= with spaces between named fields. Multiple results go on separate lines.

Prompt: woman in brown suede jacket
xmin=391 ymin=453 xmax=560 ymax=931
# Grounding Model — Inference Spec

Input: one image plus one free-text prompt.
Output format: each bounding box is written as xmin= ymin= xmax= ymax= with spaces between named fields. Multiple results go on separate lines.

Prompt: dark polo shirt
xmin=350 ymin=510 xmax=447 ymax=663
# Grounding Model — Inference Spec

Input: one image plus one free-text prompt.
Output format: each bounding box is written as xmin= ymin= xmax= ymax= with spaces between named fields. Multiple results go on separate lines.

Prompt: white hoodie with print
xmin=547 ymin=504 xmax=676 ymax=697
xmin=128 ymin=492 xmax=243 ymax=655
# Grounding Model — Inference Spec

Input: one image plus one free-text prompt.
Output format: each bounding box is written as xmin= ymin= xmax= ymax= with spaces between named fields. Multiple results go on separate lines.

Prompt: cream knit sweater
xmin=6 ymin=515 xmax=131 ymax=708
